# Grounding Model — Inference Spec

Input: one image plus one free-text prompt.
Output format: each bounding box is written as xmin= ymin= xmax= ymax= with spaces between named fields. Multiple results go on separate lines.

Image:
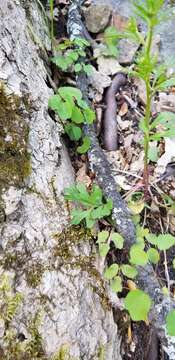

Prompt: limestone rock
xmin=83 ymin=4 xmax=111 ymax=33
xmin=118 ymin=38 xmax=139 ymax=64
xmin=88 ymin=66 xmax=111 ymax=93
xmin=0 ymin=0 xmax=121 ymax=358
xmin=97 ymin=56 xmax=122 ymax=75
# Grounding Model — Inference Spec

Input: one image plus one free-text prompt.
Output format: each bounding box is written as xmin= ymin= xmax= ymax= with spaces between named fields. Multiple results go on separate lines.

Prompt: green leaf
xmin=64 ymin=184 xmax=113 ymax=229
xmin=77 ymin=136 xmax=91 ymax=154
xmin=124 ymin=289 xmax=152 ymax=321
xmin=111 ymin=233 xmax=124 ymax=249
xmin=56 ymin=39 xmax=72 ymax=50
xmin=58 ymin=87 xmax=82 ymax=102
xmin=83 ymin=108 xmax=96 ymax=124
xmin=96 ymin=231 xmax=109 ymax=244
xmin=48 ymin=94 xmax=61 ymax=112
xmin=147 ymin=248 xmax=160 ymax=264
xmin=85 ymin=215 xmax=96 ymax=228
xmin=110 ymin=276 xmax=122 ymax=293
xmin=145 ymin=234 xmax=158 ymax=245
xmin=102 ymin=44 xmax=118 ymax=58
xmin=150 ymin=129 xmax=175 ymax=141
xmin=173 ymin=258 xmax=175 ymax=269
xmin=71 ymin=106 xmax=84 ymax=124
xmin=74 ymin=63 xmax=82 ymax=72
xmin=71 ymin=208 xmax=90 ymax=225
xmin=136 ymin=238 xmax=145 ymax=249
xmin=77 ymin=99 xmax=88 ymax=110
xmin=58 ymin=99 xmax=73 ymax=120
xmin=104 ymin=26 xmax=118 ymax=47
xmin=136 ymin=226 xmax=149 ymax=239
xmin=104 ymin=199 xmax=113 ymax=213
xmin=123 ymin=16 xmax=144 ymax=44
xmin=83 ymin=64 xmax=94 ymax=75
xmin=64 ymin=183 xmax=91 ymax=205
xmin=73 ymin=37 xmax=89 ymax=48
xmin=166 ymin=310 xmax=175 ymax=336
xmin=104 ymin=264 xmax=119 ymax=280
xmin=91 ymin=203 xmax=111 ymax=219
xmin=130 ymin=244 xmax=148 ymax=266
xmin=67 ymin=50 xmax=79 ymax=62
xmin=64 ymin=124 xmax=82 ymax=141
xmin=49 ymin=95 xmax=73 ymax=120
xmin=156 ymin=234 xmax=175 ymax=251
xmin=132 ymin=215 xmax=140 ymax=225
xmin=99 ymin=243 xmax=110 ymax=257
xmin=162 ymin=286 xmax=169 ymax=296
xmin=77 ymin=49 xmax=86 ymax=57
xmin=51 ymin=56 xmax=73 ymax=71
xmin=128 ymin=200 xmax=145 ymax=215
xmin=89 ymin=185 xmax=103 ymax=206
xmin=150 ymin=112 xmax=175 ymax=130
xmin=148 ymin=144 xmax=158 ymax=162
xmin=156 ymin=77 xmax=175 ymax=91
xmin=121 ymin=265 xmax=138 ymax=279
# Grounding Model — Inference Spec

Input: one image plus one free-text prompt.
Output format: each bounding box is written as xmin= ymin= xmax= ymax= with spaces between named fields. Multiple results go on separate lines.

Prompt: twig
xmin=112 ymin=169 xmax=143 ymax=180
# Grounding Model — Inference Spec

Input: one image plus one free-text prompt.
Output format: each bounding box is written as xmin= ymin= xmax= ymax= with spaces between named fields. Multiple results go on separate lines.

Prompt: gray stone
xmin=118 ymin=38 xmax=139 ymax=64
xmin=93 ymin=0 xmax=175 ymax=61
xmin=83 ymin=4 xmax=111 ymax=33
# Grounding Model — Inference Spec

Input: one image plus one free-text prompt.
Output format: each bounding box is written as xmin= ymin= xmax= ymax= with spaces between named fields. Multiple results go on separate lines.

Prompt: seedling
xmin=51 ymin=37 xmax=93 ymax=74
xmin=49 ymin=86 xmax=95 ymax=153
xmin=64 ymin=183 xmax=113 ymax=228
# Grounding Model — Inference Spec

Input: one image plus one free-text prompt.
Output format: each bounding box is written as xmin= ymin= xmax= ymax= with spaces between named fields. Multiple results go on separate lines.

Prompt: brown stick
xmin=103 ymin=73 xmax=127 ymax=151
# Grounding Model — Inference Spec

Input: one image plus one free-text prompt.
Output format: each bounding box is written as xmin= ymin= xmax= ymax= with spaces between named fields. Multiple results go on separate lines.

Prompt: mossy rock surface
xmin=0 ymin=84 xmax=30 ymax=188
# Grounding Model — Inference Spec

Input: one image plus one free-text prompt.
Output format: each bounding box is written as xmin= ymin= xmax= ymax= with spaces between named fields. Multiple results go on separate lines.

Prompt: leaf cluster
xmin=97 ymin=231 xmax=138 ymax=294
xmin=133 ymin=0 xmax=164 ymax=27
xmin=49 ymin=86 xmax=95 ymax=153
xmin=51 ymin=37 xmax=93 ymax=74
xmin=102 ymin=26 xmax=119 ymax=57
xmin=64 ymin=184 xmax=113 ymax=228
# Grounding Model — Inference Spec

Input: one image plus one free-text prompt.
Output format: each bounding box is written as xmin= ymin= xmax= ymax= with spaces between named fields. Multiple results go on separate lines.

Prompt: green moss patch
xmin=0 ymin=83 xmax=30 ymax=188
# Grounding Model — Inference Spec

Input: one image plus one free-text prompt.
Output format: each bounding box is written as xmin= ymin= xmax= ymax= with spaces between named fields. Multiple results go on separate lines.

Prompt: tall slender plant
xmin=106 ymin=0 xmax=175 ymax=195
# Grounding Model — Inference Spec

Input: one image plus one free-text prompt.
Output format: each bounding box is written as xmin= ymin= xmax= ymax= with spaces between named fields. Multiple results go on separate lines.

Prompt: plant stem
xmin=146 ymin=23 xmax=153 ymax=57
xmin=143 ymin=23 xmax=153 ymax=197
xmin=50 ymin=0 xmax=54 ymax=43
xmin=143 ymin=80 xmax=151 ymax=196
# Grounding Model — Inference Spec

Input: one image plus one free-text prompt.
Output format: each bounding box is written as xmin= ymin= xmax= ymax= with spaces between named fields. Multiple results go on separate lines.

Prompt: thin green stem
xmin=143 ymin=79 xmax=151 ymax=196
xmin=146 ymin=23 xmax=153 ymax=57
xmin=50 ymin=0 xmax=54 ymax=43
xmin=143 ymin=23 xmax=154 ymax=197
